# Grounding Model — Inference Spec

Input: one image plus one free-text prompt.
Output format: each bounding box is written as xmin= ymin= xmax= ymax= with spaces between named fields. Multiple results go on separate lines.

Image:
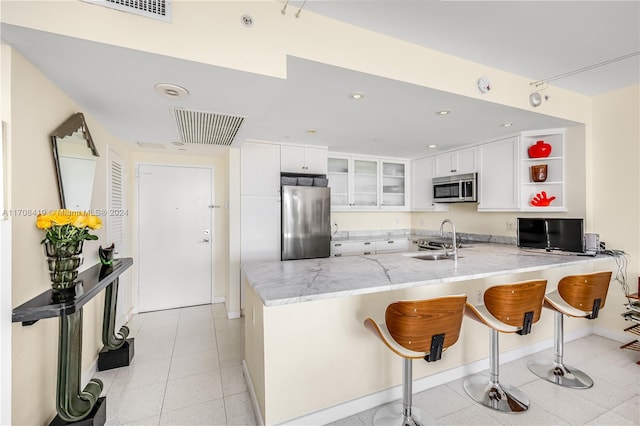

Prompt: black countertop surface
xmin=12 ymin=257 xmax=133 ymax=325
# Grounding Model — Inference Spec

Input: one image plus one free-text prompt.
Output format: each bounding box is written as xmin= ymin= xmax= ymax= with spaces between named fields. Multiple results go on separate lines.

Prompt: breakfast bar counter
xmin=242 ymin=243 xmax=612 ymax=307
xmin=240 ymin=244 xmax=621 ymax=426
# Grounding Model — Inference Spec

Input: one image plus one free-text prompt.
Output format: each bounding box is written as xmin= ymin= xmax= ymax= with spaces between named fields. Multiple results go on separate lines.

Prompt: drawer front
xmin=331 ymin=241 xmax=374 ymax=256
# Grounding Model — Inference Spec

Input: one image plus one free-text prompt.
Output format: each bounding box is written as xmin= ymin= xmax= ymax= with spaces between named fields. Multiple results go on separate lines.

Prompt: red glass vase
xmin=528 ymin=140 xmax=552 ymax=158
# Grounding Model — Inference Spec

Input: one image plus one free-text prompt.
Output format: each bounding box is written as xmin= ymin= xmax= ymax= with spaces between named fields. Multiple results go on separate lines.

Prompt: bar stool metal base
xmin=528 ymin=359 xmax=594 ymax=389
xmin=373 ymin=404 xmax=435 ymax=426
xmin=463 ymin=375 xmax=529 ymax=413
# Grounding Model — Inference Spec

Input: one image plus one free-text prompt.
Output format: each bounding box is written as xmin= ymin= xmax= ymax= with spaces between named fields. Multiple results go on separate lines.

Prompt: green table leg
xmin=102 ymin=277 xmax=129 ymax=350
xmin=57 ymin=309 xmax=103 ymax=422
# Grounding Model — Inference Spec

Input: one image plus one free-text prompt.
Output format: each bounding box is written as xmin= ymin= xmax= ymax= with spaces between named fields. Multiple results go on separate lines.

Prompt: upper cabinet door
xmin=303 ymin=147 xmax=328 ymax=174
xmin=456 ymin=146 xmax=478 ymax=174
xmin=352 ymin=158 xmax=379 ymax=208
xmin=280 ymin=145 xmax=306 ymax=173
xmin=327 ymin=156 xmax=350 ymax=209
xmin=434 ymin=146 xmax=478 ymax=176
xmin=478 ymin=136 xmax=519 ymax=211
xmin=241 ymin=142 xmax=281 ymax=196
xmin=380 ymin=160 xmax=408 ymax=210
xmin=280 ymin=145 xmax=328 ymax=174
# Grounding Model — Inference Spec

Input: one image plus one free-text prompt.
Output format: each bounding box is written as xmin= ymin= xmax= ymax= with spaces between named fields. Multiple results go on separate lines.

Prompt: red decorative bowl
xmin=528 ymin=140 xmax=552 ymax=158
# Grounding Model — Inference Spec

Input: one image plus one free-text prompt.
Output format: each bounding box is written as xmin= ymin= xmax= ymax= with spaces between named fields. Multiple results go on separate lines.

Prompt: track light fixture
xmin=528 ymin=51 xmax=638 ymax=107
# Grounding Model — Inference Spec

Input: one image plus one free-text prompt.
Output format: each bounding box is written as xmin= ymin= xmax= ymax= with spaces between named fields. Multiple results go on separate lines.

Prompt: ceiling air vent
xmin=171 ymin=108 xmax=245 ymax=146
xmin=81 ymin=0 xmax=171 ymax=22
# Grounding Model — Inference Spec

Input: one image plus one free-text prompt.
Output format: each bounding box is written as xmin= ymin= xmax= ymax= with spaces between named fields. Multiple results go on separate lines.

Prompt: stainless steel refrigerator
xmin=281 ymin=185 xmax=331 ymax=261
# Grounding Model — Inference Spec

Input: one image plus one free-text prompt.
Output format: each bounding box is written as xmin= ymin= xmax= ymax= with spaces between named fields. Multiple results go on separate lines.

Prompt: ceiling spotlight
xmin=529 ymin=92 xmax=542 ymax=107
xmin=154 ymin=83 xmax=189 ymax=99
xmin=428 ymin=144 xmax=437 ymax=148
xmin=172 ymin=142 xmax=184 ymax=146
xmin=501 ymin=123 xmax=513 ymax=127
xmin=306 ymin=129 xmax=317 ymax=134
xmin=349 ymin=92 xmax=365 ymax=100
xmin=436 ymin=110 xmax=450 ymax=115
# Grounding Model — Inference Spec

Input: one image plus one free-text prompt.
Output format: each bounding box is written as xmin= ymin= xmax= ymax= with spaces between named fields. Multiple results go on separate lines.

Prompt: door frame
xmin=135 ymin=162 xmax=215 ymax=312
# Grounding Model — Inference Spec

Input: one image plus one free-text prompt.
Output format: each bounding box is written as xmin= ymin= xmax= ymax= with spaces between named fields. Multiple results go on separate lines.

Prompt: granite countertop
xmin=241 ymin=244 xmax=614 ymax=307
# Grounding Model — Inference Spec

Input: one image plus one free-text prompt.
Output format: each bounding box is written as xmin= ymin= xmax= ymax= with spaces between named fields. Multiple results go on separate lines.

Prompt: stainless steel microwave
xmin=432 ymin=173 xmax=477 ymax=203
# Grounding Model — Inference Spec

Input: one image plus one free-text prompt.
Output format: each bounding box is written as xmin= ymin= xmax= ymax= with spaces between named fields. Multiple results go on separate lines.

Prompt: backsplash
xmin=332 ymin=228 xmax=516 ymax=245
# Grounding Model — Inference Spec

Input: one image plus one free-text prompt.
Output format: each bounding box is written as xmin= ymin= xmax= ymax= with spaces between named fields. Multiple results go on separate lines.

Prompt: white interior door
xmin=138 ymin=164 xmax=213 ymax=312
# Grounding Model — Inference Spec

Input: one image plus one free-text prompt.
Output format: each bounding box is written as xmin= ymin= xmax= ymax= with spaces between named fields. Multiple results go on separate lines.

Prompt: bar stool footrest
xmin=527 ymin=359 xmax=594 ymax=389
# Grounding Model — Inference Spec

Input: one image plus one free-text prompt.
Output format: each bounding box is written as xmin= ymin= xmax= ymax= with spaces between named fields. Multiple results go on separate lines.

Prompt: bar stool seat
xmin=364 ymin=294 xmax=467 ymax=426
xmin=463 ymin=280 xmax=547 ymax=413
xmin=528 ymin=271 xmax=612 ymax=389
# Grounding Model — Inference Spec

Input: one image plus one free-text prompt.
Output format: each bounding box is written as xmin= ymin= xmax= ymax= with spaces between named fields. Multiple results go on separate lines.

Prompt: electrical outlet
xmin=507 ymin=220 xmax=517 ymax=231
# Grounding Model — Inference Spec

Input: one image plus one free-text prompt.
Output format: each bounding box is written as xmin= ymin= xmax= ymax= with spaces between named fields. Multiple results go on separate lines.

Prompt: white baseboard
xmin=213 ymin=296 xmax=226 ymax=304
xmin=592 ymin=326 xmax=633 ymax=343
xmin=227 ymin=310 xmax=241 ymax=319
xmin=278 ymin=327 xmax=594 ymax=426
xmin=242 ymin=360 xmax=265 ymax=426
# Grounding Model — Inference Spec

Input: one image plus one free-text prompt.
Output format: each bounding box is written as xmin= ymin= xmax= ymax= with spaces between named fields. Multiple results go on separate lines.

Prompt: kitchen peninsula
xmin=241 ymin=243 xmax=618 ymax=425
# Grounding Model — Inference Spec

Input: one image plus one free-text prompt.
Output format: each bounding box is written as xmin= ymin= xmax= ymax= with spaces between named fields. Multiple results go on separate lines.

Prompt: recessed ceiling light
xmin=172 ymin=142 xmax=185 ymax=146
xmin=428 ymin=144 xmax=437 ymax=148
xmin=501 ymin=123 xmax=513 ymax=127
xmin=436 ymin=110 xmax=450 ymax=115
xmin=349 ymin=92 xmax=365 ymax=100
xmin=306 ymin=129 xmax=317 ymax=134
xmin=154 ymin=83 xmax=189 ymax=99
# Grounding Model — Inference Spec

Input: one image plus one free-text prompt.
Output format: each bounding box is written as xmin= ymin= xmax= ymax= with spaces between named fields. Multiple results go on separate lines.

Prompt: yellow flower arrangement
xmin=36 ymin=209 xmax=102 ymax=244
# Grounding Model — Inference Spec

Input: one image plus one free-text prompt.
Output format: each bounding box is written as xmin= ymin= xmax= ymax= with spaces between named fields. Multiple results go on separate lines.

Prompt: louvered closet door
xmin=108 ymin=150 xmax=131 ymax=327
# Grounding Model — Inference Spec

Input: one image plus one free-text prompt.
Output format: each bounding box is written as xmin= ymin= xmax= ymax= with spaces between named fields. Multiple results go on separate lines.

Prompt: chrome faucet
xmin=439 ymin=219 xmax=458 ymax=264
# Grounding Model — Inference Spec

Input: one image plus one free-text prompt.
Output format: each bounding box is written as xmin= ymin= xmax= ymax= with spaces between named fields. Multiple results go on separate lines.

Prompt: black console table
xmin=13 ymin=258 xmax=133 ymax=425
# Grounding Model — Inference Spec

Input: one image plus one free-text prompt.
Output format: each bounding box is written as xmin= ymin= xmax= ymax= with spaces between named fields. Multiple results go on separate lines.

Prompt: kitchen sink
xmin=410 ymin=253 xmax=463 ymax=261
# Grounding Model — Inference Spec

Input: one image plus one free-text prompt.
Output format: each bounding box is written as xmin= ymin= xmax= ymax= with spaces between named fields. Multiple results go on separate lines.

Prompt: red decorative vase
xmin=528 ymin=140 xmax=552 ymax=158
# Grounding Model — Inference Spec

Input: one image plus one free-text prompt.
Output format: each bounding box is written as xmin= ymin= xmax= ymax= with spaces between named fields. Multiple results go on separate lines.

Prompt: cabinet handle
xmin=387 ymin=240 xmax=394 ymax=244
xmin=364 ymin=242 xmax=371 ymax=245
xmin=334 ymin=243 xmax=342 ymax=247
xmin=334 ymin=253 xmax=342 ymax=257
xmin=451 ymin=169 xmax=457 ymax=173
xmin=364 ymin=251 xmax=372 ymax=255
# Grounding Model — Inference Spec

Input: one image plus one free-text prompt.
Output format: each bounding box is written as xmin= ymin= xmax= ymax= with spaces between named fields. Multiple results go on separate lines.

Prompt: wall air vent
xmin=171 ymin=108 xmax=245 ymax=146
xmin=81 ymin=0 xmax=171 ymax=22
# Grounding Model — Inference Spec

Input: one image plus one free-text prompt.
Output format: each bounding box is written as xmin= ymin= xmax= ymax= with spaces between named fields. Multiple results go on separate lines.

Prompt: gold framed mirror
xmin=51 ymin=113 xmax=99 ymax=211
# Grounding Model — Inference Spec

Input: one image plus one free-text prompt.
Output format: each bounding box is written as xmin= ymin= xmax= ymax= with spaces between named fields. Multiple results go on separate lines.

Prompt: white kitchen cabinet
xmin=519 ymin=129 xmax=565 ymax=212
xmin=380 ymin=160 xmax=408 ymax=210
xmin=410 ymin=156 xmax=448 ymax=211
xmin=280 ymin=145 xmax=327 ymax=174
xmin=330 ymin=238 xmax=410 ymax=256
xmin=241 ymin=141 xmax=281 ymax=197
xmin=374 ymin=238 xmax=410 ymax=253
xmin=328 ymin=155 xmax=379 ymax=210
xmin=478 ymin=136 xmax=519 ymax=211
xmin=240 ymin=196 xmax=281 ymax=262
xmin=328 ymin=154 xmax=410 ymax=211
xmin=434 ymin=146 xmax=478 ymax=177
xmin=330 ymin=240 xmax=375 ymax=256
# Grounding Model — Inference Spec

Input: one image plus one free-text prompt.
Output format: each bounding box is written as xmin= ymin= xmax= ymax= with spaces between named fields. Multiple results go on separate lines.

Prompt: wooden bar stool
xmin=463 ymin=280 xmax=547 ymax=413
xmin=364 ymin=294 xmax=467 ymax=426
xmin=528 ymin=271 xmax=612 ymax=389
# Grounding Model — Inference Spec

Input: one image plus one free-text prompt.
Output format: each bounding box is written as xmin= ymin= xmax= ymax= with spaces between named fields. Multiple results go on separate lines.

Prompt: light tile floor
xmin=95 ymin=304 xmax=639 ymax=425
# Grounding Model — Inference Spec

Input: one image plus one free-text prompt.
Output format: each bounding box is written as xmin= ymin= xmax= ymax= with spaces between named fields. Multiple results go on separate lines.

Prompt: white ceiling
xmin=1 ymin=1 xmax=638 ymax=159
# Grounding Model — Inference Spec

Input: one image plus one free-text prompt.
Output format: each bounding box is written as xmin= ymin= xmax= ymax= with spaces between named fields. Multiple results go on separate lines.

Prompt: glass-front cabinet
xmin=352 ymin=158 xmax=379 ymax=208
xmin=381 ymin=161 xmax=406 ymax=208
xmin=327 ymin=157 xmax=350 ymax=208
xmin=328 ymin=154 xmax=408 ymax=211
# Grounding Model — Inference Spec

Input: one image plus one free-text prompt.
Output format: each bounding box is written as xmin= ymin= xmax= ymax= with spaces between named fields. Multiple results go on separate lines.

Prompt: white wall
xmin=591 ymin=84 xmax=639 ymax=294
xmin=7 ymin=48 xmax=133 ymax=425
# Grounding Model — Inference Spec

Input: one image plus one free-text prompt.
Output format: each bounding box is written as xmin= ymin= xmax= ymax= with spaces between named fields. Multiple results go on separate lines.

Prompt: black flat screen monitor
xmin=517 ymin=218 xmax=585 ymax=253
